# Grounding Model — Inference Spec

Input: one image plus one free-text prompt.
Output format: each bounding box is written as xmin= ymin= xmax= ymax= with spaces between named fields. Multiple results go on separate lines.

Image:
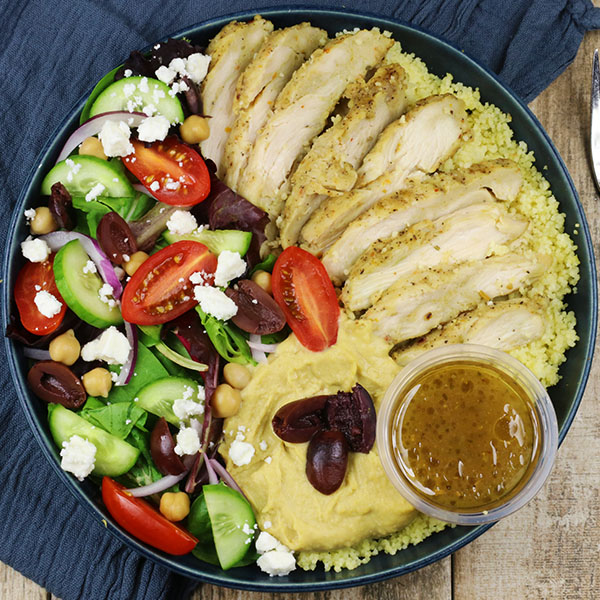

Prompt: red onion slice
xmin=56 ymin=111 xmax=146 ymax=163
xmin=205 ymin=455 xmax=219 ymax=485
xmin=126 ymin=471 xmax=188 ymax=497
xmin=132 ymin=182 xmax=160 ymax=201
xmin=41 ymin=231 xmax=122 ymax=299
xmin=113 ymin=319 xmax=138 ymax=386
xmin=249 ymin=334 xmax=269 ymax=364
xmin=247 ymin=335 xmax=279 ymax=354
xmin=23 ymin=348 xmax=51 ymax=361
xmin=208 ymin=458 xmax=246 ymax=497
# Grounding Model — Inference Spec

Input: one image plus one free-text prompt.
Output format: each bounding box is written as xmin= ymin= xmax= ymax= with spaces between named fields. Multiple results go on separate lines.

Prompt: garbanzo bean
xmin=49 ymin=329 xmax=80 ymax=366
xmin=211 ymin=383 xmax=242 ymax=418
xmin=160 ymin=491 xmax=190 ymax=522
xmin=123 ymin=251 xmax=149 ymax=276
xmin=82 ymin=367 xmax=113 ymax=398
xmin=251 ymin=270 xmax=272 ymax=295
xmin=179 ymin=115 xmax=210 ymax=144
xmin=79 ymin=136 xmax=107 ymax=160
xmin=30 ymin=206 xmax=57 ymax=235
xmin=223 ymin=363 xmax=251 ymax=390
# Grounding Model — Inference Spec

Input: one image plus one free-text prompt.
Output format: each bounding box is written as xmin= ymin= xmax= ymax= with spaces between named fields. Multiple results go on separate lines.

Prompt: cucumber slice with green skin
xmin=41 ymin=155 xmax=134 ymax=197
xmin=136 ymin=376 xmax=203 ymax=426
xmin=80 ymin=65 xmax=122 ymax=124
xmin=90 ymin=76 xmax=184 ymax=124
xmin=203 ymin=483 xmax=256 ymax=570
xmin=54 ymin=239 xmax=123 ymax=328
xmin=163 ymin=229 xmax=252 ymax=257
xmin=48 ymin=404 xmax=140 ymax=477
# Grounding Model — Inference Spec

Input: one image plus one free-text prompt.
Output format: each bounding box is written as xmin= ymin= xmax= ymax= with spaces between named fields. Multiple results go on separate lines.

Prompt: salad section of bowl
xmin=3 ymin=7 xmax=597 ymax=592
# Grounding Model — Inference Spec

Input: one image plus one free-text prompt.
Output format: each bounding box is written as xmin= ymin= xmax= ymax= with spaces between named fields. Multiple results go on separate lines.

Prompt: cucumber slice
xmin=203 ymin=483 xmax=256 ymax=570
xmin=80 ymin=65 xmax=122 ymax=124
xmin=48 ymin=404 xmax=139 ymax=477
xmin=136 ymin=376 xmax=203 ymax=426
xmin=90 ymin=76 xmax=184 ymax=124
xmin=163 ymin=229 xmax=252 ymax=257
xmin=41 ymin=155 xmax=134 ymax=197
xmin=54 ymin=239 xmax=123 ymax=328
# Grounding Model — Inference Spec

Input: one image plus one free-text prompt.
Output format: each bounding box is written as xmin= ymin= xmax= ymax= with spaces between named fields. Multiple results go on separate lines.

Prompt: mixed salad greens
xmin=9 ymin=37 xmax=340 ymax=575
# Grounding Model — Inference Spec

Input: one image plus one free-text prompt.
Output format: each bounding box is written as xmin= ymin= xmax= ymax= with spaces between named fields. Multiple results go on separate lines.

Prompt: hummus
xmin=221 ymin=315 xmax=416 ymax=552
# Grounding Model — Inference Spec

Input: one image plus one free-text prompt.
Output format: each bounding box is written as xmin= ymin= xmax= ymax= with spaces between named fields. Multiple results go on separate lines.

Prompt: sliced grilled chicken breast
xmin=342 ymin=202 xmax=529 ymax=311
xmin=237 ymin=29 xmax=394 ymax=217
xmin=322 ymin=159 xmax=523 ymax=284
xmin=300 ymin=94 xmax=469 ymax=254
xmin=200 ymin=16 xmax=274 ymax=176
xmin=278 ymin=63 xmax=408 ymax=248
xmin=223 ymin=24 xmax=327 ymax=190
xmin=363 ymin=253 xmax=551 ymax=345
xmin=392 ymin=297 xmax=547 ymax=365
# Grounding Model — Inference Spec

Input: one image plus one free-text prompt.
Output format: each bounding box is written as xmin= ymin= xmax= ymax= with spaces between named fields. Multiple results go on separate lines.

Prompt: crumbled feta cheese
xmin=137 ymin=115 xmax=170 ymax=143
xmin=185 ymin=53 xmax=211 ymax=84
xmin=98 ymin=283 xmax=117 ymax=308
xmin=149 ymin=181 xmax=160 ymax=192
xmin=264 ymin=456 xmax=272 ymax=464
xmin=242 ymin=522 xmax=254 ymax=536
xmin=123 ymin=69 xmax=133 ymax=77
xmin=155 ymin=65 xmax=176 ymax=84
xmin=138 ymin=76 xmax=149 ymax=93
xmin=174 ymin=426 xmax=201 ymax=456
xmin=81 ymin=326 xmax=131 ymax=365
xmin=214 ymin=251 xmax=246 ymax=287
xmin=168 ymin=57 xmax=187 ymax=75
xmin=34 ymin=290 xmax=63 ymax=318
xmin=256 ymin=550 xmax=296 ymax=577
xmin=189 ymin=271 xmax=208 ymax=285
xmin=166 ymin=209 xmax=197 ymax=235
xmin=85 ymin=182 xmax=105 ymax=202
xmin=256 ymin=531 xmax=284 ymax=553
xmin=229 ymin=439 xmax=255 ymax=466
xmin=99 ymin=120 xmax=134 ymax=157
xmin=263 ymin=520 xmax=272 ymax=529
xmin=142 ymin=104 xmax=157 ymax=117
xmin=194 ymin=285 xmax=238 ymax=320
xmin=123 ymin=82 xmax=137 ymax=97
xmin=60 ymin=435 xmax=97 ymax=481
xmin=21 ymin=236 xmax=50 ymax=262
xmin=24 ymin=208 xmax=36 ymax=222
xmin=172 ymin=385 xmax=205 ymax=421
xmin=259 ymin=440 xmax=268 ymax=451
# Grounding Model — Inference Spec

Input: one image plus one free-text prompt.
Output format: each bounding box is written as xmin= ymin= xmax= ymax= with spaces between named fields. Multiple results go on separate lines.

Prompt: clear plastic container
xmin=376 ymin=344 xmax=559 ymax=525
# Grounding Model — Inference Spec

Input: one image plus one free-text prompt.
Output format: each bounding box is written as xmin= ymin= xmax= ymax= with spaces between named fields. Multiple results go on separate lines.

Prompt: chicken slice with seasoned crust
xmin=200 ymin=16 xmax=274 ymax=176
xmin=278 ymin=63 xmax=408 ymax=248
xmin=237 ymin=29 xmax=394 ymax=217
xmin=322 ymin=159 xmax=523 ymax=284
xmin=300 ymin=94 xmax=469 ymax=254
xmin=223 ymin=24 xmax=327 ymax=190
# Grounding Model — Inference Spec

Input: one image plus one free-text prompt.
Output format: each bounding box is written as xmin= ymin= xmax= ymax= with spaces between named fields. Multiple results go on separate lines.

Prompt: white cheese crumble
xmin=255 ymin=532 xmax=296 ymax=577
xmin=189 ymin=270 xmax=208 ymax=285
xmin=34 ymin=290 xmax=63 ymax=318
xmin=138 ymin=76 xmax=149 ymax=93
xmin=228 ymin=439 xmax=255 ymax=466
xmin=172 ymin=385 xmax=205 ymax=421
xmin=155 ymin=65 xmax=176 ymax=84
xmin=85 ymin=183 xmax=105 ymax=202
xmin=81 ymin=326 xmax=131 ymax=365
xmin=194 ymin=285 xmax=238 ymax=321
xmin=123 ymin=69 xmax=133 ymax=77
xmin=99 ymin=120 xmax=134 ymax=157
xmin=83 ymin=260 xmax=97 ymax=276
xmin=185 ymin=53 xmax=211 ymax=84
xmin=263 ymin=520 xmax=272 ymax=529
xmin=214 ymin=251 xmax=246 ymax=287
xmin=137 ymin=115 xmax=170 ymax=143
xmin=255 ymin=531 xmax=286 ymax=554
xmin=21 ymin=236 xmax=50 ymax=262
xmin=24 ymin=208 xmax=36 ymax=222
xmin=174 ymin=425 xmax=201 ymax=456
xmin=60 ymin=435 xmax=97 ymax=481
xmin=166 ymin=209 xmax=197 ymax=235
xmin=142 ymin=104 xmax=157 ymax=117
xmin=98 ymin=283 xmax=116 ymax=308
xmin=264 ymin=456 xmax=272 ymax=464
xmin=149 ymin=181 xmax=160 ymax=192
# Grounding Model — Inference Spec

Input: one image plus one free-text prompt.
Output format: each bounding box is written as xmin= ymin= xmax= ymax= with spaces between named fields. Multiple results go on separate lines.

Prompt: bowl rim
xmin=3 ymin=5 xmax=597 ymax=591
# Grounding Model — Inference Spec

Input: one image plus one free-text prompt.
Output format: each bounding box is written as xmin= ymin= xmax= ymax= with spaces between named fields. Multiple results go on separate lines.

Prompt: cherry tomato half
xmin=121 ymin=240 xmax=217 ymax=325
xmin=14 ymin=255 xmax=66 ymax=335
xmin=122 ymin=137 xmax=210 ymax=206
xmin=272 ymin=247 xmax=339 ymax=352
xmin=102 ymin=477 xmax=198 ymax=555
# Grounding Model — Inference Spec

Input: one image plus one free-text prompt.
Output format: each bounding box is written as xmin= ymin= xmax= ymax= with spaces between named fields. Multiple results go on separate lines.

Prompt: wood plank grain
xmin=0 ymin=563 xmax=47 ymax=600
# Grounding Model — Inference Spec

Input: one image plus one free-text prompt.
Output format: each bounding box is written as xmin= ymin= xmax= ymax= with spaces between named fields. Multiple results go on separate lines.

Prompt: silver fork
xmin=591 ymin=50 xmax=600 ymax=192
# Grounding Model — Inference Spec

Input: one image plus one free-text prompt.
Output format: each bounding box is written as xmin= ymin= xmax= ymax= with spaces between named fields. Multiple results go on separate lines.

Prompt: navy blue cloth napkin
xmin=1 ymin=1 xmax=599 ymax=599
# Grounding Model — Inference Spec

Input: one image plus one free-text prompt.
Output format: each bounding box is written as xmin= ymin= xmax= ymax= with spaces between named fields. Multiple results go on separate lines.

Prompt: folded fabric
xmin=1 ymin=1 xmax=598 ymax=599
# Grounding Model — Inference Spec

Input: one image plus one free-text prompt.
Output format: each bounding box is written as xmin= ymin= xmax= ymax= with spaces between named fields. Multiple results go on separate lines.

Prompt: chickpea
xmin=123 ymin=251 xmax=149 ymax=276
xmin=79 ymin=136 xmax=107 ymax=160
xmin=211 ymin=383 xmax=242 ymax=418
xmin=180 ymin=115 xmax=210 ymax=144
xmin=223 ymin=363 xmax=251 ymax=390
xmin=49 ymin=329 xmax=80 ymax=366
xmin=251 ymin=270 xmax=272 ymax=295
xmin=30 ymin=206 xmax=57 ymax=235
xmin=82 ymin=367 xmax=113 ymax=398
xmin=160 ymin=491 xmax=190 ymax=522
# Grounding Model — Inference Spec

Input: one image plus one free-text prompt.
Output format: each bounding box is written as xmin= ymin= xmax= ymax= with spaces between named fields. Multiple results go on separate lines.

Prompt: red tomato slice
xmin=14 ymin=254 xmax=66 ymax=335
xmin=272 ymin=247 xmax=339 ymax=352
xmin=122 ymin=137 xmax=210 ymax=206
xmin=121 ymin=240 xmax=217 ymax=325
xmin=102 ymin=477 xmax=198 ymax=555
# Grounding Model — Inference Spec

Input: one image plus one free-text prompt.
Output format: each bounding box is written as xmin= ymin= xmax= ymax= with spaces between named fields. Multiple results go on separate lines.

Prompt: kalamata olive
xmin=272 ymin=395 xmax=328 ymax=443
xmin=27 ymin=360 xmax=86 ymax=409
xmin=150 ymin=417 xmax=187 ymax=476
xmin=225 ymin=280 xmax=285 ymax=335
xmin=306 ymin=430 xmax=348 ymax=495
xmin=49 ymin=182 xmax=75 ymax=230
xmin=96 ymin=212 xmax=138 ymax=264
xmin=326 ymin=384 xmax=376 ymax=453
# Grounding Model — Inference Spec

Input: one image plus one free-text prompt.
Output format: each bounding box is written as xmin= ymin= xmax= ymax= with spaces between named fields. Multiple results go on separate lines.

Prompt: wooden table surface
xmin=2 ymin=24 xmax=599 ymax=600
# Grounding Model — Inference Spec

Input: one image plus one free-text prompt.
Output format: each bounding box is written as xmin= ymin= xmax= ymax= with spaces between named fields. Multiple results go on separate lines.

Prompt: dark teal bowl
xmin=3 ymin=7 xmax=597 ymax=592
